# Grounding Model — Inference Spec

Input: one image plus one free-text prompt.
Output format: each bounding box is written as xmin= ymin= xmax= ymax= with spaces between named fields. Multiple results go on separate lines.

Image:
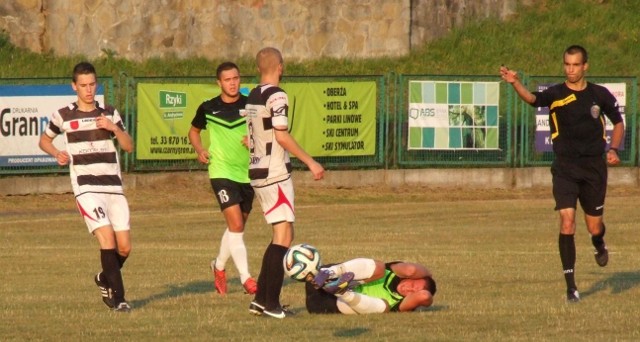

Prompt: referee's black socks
xmin=559 ymin=234 xmax=577 ymax=290
xmin=591 ymin=223 xmax=607 ymax=251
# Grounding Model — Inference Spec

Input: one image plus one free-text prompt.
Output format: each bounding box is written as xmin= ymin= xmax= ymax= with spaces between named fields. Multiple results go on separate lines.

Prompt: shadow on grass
xmin=330 ymin=306 xmax=445 ymax=338
xmin=130 ymin=280 xmax=212 ymax=308
xmin=130 ymin=277 xmax=300 ymax=308
xmin=581 ymin=270 xmax=640 ymax=299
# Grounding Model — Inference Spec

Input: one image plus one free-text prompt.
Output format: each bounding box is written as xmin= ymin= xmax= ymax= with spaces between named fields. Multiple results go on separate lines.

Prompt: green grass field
xmin=2 ymin=1 xmax=640 ymax=340
xmin=2 ymin=177 xmax=640 ymax=341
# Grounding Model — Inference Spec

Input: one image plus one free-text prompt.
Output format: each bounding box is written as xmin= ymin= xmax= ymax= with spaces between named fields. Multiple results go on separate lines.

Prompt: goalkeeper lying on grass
xmin=305 ymin=258 xmax=436 ymax=314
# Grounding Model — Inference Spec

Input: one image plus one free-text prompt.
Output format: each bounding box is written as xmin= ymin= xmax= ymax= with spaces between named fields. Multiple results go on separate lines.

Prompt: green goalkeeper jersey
xmin=353 ymin=269 xmax=404 ymax=311
xmin=191 ymin=95 xmax=249 ymax=182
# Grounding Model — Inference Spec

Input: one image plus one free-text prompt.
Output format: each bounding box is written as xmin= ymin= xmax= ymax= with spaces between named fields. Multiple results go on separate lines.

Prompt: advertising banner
xmin=284 ymin=81 xmax=377 ymax=156
xmin=136 ymin=83 xmax=220 ymax=159
xmin=0 ymin=85 xmax=104 ymax=167
xmin=136 ymin=81 xmax=377 ymax=159
xmin=407 ymin=81 xmax=500 ymax=150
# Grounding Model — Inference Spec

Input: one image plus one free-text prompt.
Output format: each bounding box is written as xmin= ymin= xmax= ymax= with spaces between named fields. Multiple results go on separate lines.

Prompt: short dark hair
xmin=216 ymin=61 xmax=240 ymax=80
xmin=564 ymin=45 xmax=588 ymax=63
xmin=425 ymin=276 xmax=437 ymax=295
xmin=72 ymin=62 xmax=97 ymax=82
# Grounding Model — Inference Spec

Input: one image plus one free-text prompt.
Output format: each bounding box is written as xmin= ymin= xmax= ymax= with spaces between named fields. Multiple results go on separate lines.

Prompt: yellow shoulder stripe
xmin=549 ymin=94 xmax=576 ymax=111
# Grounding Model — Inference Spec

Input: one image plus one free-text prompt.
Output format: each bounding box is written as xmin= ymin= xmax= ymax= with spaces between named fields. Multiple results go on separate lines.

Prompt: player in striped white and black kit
xmin=39 ymin=62 xmax=134 ymax=312
xmin=245 ymin=47 xmax=325 ymax=319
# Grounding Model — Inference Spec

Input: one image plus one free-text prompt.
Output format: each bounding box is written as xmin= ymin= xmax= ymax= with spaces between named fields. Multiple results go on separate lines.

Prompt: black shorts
xmin=209 ymin=178 xmax=255 ymax=213
xmin=305 ymin=281 xmax=340 ymax=314
xmin=551 ymin=156 xmax=607 ymax=216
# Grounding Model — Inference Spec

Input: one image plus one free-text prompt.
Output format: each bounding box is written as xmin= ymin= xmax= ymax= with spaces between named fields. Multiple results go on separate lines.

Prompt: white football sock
xmin=336 ymin=291 xmax=388 ymax=314
xmin=215 ymin=228 xmax=231 ymax=270
xmin=327 ymin=258 xmax=376 ymax=281
xmin=336 ymin=300 xmax=357 ymax=314
xmin=227 ymin=231 xmax=251 ymax=283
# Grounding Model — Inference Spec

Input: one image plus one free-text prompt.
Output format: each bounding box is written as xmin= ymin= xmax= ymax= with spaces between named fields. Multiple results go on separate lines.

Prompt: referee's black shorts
xmin=551 ymin=156 xmax=607 ymax=216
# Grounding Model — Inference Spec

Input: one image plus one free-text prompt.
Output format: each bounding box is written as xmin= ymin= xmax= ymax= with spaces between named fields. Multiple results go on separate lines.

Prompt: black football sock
xmin=117 ymin=253 xmax=128 ymax=269
xmin=264 ymin=243 xmax=288 ymax=311
xmin=559 ymin=234 xmax=577 ymax=290
xmin=101 ymin=249 xmax=126 ymax=305
xmin=591 ymin=224 xmax=606 ymax=251
xmin=253 ymin=246 xmax=270 ymax=305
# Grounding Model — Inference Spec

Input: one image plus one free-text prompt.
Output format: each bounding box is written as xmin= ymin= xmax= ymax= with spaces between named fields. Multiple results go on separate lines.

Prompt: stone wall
xmin=0 ymin=0 xmax=528 ymax=61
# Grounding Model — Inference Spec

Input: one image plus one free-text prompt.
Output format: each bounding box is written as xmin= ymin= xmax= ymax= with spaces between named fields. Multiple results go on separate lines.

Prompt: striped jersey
xmin=191 ymin=95 xmax=249 ymax=182
xmin=44 ymin=102 xmax=125 ymax=196
xmin=245 ymin=84 xmax=292 ymax=187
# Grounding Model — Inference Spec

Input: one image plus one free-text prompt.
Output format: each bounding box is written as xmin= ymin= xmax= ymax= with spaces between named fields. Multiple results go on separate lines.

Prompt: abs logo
xmin=159 ymin=91 xmax=187 ymax=109
xmin=409 ymin=107 xmax=436 ymax=120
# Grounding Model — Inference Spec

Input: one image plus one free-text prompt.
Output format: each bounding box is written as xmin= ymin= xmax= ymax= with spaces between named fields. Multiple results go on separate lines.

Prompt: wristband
xmin=608 ymin=147 xmax=618 ymax=153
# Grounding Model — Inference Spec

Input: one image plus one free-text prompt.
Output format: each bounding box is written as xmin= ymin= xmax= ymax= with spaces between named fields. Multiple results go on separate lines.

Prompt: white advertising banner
xmin=0 ymin=85 xmax=104 ymax=167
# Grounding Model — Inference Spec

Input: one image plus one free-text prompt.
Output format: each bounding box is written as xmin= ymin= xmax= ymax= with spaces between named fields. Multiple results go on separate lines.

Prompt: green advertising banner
xmin=137 ymin=83 xmax=215 ymax=159
xmin=137 ymin=81 xmax=377 ymax=160
xmin=407 ymin=81 xmax=500 ymax=150
xmin=284 ymin=81 xmax=377 ymax=156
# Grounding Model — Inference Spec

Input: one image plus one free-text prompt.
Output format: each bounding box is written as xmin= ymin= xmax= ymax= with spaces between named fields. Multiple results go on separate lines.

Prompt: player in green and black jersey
xmin=306 ymin=258 xmax=436 ymax=314
xmin=189 ymin=62 xmax=257 ymax=296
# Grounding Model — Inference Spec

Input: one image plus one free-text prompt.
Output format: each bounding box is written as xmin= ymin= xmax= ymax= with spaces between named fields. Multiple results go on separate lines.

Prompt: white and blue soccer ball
xmin=283 ymin=244 xmax=321 ymax=282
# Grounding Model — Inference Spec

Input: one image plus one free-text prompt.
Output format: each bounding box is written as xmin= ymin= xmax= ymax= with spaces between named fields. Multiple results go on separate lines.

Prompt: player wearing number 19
xmin=39 ymin=62 xmax=134 ymax=312
xmin=188 ymin=62 xmax=257 ymax=296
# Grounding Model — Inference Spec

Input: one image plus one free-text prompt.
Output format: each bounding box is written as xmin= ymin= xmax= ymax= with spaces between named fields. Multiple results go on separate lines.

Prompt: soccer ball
xmin=283 ymin=244 xmax=321 ymax=282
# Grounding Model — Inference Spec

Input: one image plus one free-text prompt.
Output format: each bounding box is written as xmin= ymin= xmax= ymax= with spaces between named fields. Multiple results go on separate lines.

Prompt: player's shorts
xmin=210 ymin=178 xmax=255 ymax=213
xmin=305 ymin=279 xmax=340 ymax=314
xmin=254 ymin=178 xmax=295 ymax=224
xmin=551 ymin=156 xmax=607 ymax=216
xmin=75 ymin=193 xmax=130 ymax=233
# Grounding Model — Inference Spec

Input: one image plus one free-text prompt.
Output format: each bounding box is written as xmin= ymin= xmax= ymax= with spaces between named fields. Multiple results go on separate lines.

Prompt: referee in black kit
xmin=499 ymin=45 xmax=624 ymax=302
